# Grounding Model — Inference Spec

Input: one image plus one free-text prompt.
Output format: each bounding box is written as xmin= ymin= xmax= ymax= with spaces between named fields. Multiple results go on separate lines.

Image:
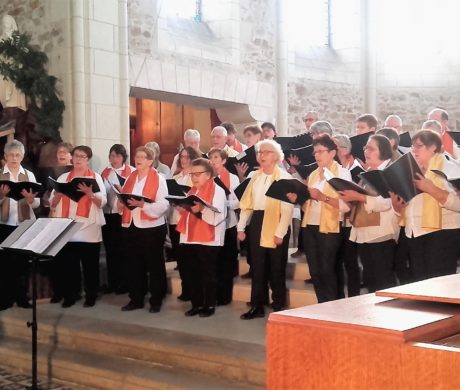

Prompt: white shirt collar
xmin=3 ymin=164 xmax=26 ymax=176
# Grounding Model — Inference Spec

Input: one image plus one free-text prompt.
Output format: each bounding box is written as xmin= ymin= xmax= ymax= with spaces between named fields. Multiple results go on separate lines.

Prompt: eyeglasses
xmin=73 ymin=154 xmax=88 ymax=160
xmin=312 ymin=149 xmax=330 ymax=156
xmin=190 ymin=171 xmax=208 ymax=178
xmin=6 ymin=152 xmax=22 ymax=159
xmin=257 ymin=150 xmax=274 ymax=155
xmin=411 ymin=143 xmax=425 ymax=150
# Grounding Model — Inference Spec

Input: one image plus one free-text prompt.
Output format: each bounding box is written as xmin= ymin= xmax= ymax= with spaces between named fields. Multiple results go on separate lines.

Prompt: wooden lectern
xmin=267 ymin=274 xmax=460 ymax=389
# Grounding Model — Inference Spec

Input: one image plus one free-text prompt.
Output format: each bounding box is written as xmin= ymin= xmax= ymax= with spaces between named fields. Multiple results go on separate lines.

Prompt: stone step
xmin=0 ymin=337 xmax=260 ymax=390
xmin=0 ymin=306 xmax=265 ymax=388
xmin=166 ymin=268 xmax=318 ymax=308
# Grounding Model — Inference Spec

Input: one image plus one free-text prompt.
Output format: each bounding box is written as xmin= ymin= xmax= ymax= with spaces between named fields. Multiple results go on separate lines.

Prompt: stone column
xmin=361 ymin=0 xmax=377 ymax=114
xmin=68 ymin=0 xmax=130 ymax=170
xmin=276 ymin=0 xmax=289 ymax=135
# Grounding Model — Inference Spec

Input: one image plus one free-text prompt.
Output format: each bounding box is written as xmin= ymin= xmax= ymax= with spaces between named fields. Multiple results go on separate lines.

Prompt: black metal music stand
xmin=0 ymin=218 xmax=81 ymax=390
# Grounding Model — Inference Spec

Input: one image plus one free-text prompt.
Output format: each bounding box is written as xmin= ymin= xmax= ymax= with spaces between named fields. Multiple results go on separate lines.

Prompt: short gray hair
xmin=333 ymin=134 xmax=351 ymax=154
xmin=184 ymin=129 xmax=201 ymax=141
xmin=255 ymin=139 xmax=284 ymax=163
xmin=310 ymin=121 xmax=333 ymax=136
xmin=384 ymin=114 xmax=402 ymax=127
xmin=302 ymin=111 xmax=319 ymax=121
xmin=211 ymin=126 xmax=228 ymax=137
xmin=422 ymin=119 xmax=442 ymax=132
xmin=4 ymin=139 xmax=25 ymax=156
xmin=145 ymin=141 xmax=160 ymax=159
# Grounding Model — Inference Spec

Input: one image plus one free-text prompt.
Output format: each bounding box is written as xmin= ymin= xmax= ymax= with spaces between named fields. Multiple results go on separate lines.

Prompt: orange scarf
xmin=442 ymin=131 xmax=453 ymax=156
xmin=232 ymin=139 xmax=244 ymax=153
xmin=121 ymin=168 xmax=159 ymax=225
xmin=61 ymin=168 xmax=96 ymax=218
xmin=101 ymin=164 xmax=132 ymax=181
xmin=176 ymin=178 xmax=216 ymax=242
xmin=219 ymin=167 xmax=231 ymax=190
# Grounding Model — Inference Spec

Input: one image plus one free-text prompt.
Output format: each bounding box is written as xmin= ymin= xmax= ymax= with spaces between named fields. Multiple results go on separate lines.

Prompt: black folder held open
xmin=0 ymin=181 xmax=43 ymax=202
xmin=165 ymin=195 xmax=221 ymax=213
xmin=166 ymin=179 xmax=191 ymax=196
xmin=48 ymin=177 xmax=101 ymax=203
xmin=358 ymin=152 xmax=423 ymax=202
xmin=265 ymin=179 xmax=310 ymax=205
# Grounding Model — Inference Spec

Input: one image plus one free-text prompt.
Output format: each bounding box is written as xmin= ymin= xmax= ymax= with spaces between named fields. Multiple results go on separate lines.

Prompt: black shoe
xmin=50 ymin=295 xmax=62 ymax=304
xmin=17 ymin=301 xmax=32 ymax=309
xmin=304 ymin=278 xmax=313 ymax=284
xmin=217 ymin=299 xmax=231 ymax=306
xmin=240 ymin=307 xmax=265 ymax=320
xmin=149 ymin=305 xmax=161 ymax=313
xmin=185 ymin=307 xmax=203 ymax=317
xmin=241 ymin=271 xmax=252 ymax=279
xmin=121 ymin=301 xmax=144 ymax=311
xmin=199 ymin=307 xmax=215 ymax=317
xmin=271 ymin=304 xmax=286 ymax=312
xmin=62 ymin=299 xmax=76 ymax=308
xmin=83 ymin=298 xmax=96 ymax=308
xmin=177 ymin=294 xmax=191 ymax=302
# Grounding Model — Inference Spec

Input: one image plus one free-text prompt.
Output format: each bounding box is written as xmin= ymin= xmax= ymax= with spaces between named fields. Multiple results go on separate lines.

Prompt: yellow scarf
xmin=302 ymin=161 xmax=340 ymax=233
xmin=421 ymin=153 xmax=444 ymax=231
xmin=239 ymin=166 xmax=282 ymax=248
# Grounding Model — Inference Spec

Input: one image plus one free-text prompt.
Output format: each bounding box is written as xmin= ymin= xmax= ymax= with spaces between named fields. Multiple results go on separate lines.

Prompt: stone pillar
xmin=361 ymin=0 xmax=377 ymax=115
xmin=276 ymin=0 xmax=289 ymax=135
xmin=68 ymin=0 xmax=130 ymax=170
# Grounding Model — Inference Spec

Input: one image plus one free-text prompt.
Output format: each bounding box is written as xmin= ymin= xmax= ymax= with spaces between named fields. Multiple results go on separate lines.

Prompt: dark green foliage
xmin=0 ymin=31 xmax=64 ymax=141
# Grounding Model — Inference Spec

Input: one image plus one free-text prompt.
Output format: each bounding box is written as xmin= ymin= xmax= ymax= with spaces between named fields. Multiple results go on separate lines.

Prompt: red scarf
xmin=101 ymin=164 xmax=132 ymax=181
xmin=442 ymin=131 xmax=454 ymax=156
xmin=219 ymin=167 xmax=231 ymax=190
xmin=176 ymin=178 xmax=216 ymax=242
xmin=61 ymin=168 xmax=96 ymax=218
xmin=121 ymin=168 xmax=159 ymax=225
xmin=232 ymin=139 xmax=244 ymax=153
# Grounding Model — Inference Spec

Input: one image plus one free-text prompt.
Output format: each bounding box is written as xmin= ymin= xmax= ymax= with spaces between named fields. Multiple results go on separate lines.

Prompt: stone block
xmin=162 ymin=63 xmax=177 ymax=92
xmin=94 ymin=0 xmax=119 ymax=25
xmin=145 ymin=59 xmax=163 ymax=90
xmin=235 ymin=77 xmax=248 ymax=103
xmin=246 ymin=80 xmax=259 ymax=105
xmin=189 ymin=68 xmax=202 ymax=96
xmin=201 ymin=70 xmax=214 ymax=98
xmin=96 ymin=105 xmax=122 ymax=139
xmin=89 ymin=20 xmax=114 ymax=51
xmin=90 ymin=74 xmax=115 ymax=105
xmin=212 ymin=72 xmax=226 ymax=100
xmin=94 ymin=50 xmax=120 ymax=78
xmin=176 ymin=65 xmax=190 ymax=95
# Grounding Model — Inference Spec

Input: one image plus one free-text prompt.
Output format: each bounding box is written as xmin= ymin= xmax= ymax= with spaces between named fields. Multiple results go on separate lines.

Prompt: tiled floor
xmin=0 ymin=366 xmax=75 ymax=390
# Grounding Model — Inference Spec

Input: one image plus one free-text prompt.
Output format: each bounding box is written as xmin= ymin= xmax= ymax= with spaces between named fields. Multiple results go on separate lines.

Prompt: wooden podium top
xmin=376 ymin=273 xmax=460 ymax=304
xmin=270 ymin=293 xmax=460 ymax=341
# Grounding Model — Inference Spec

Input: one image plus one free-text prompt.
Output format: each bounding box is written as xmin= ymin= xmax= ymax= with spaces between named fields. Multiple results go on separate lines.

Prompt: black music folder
xmin=225 ymin=146 xmax=258 ymax=176
xmin=214 ymin=177 xmax=231 ymax=196
xmin=275 ymin=132 xmax=312 ymax=150
xmin=447 ymin=131 xmax=460 ymax=145
xmin=111 ymin=185 xmax=154 ymax=210
xmin=358 ymin=152 xmax=423 ymax=201
xmin=284 ymin=144 xmax=315 ymax=165
xmin=234 ymin=178 xmax=251 ymax=201
xmin=350 ymin=132 xmax=374 ymax=162
xmin=115 ymin=172 xmax=127 ymax=186
xmin=48 ymin=177 xmax=101 ymax=203
xmin=399 ymin=132 xmax=412 ymax=148
xmin=165 ymin=195 xmax=221 ymax=213
xmin=350 ymin=165 xmax=365 ymax=183
xmin=166 ymin=179 xmax=191 ymax=196
xmin=294 ymin=162 xmax=318 ymax=180
xmin=326 ymin=177 xmax=370 ymax=195
xmin=0 ymin=181 xmax=43 ymax=201
xmin=265 ymin=178 xmax=310 ymax=205
xmin=431 ymin=170 xmax=460 ymax=191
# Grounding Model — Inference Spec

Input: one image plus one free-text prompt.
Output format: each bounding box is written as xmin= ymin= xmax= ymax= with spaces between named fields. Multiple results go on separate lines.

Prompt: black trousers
xmin=297 ymin=210 xmax=304 ymax=251
xmin=303 ymin=225 xmax=343 ymax=303
xmin=336 ymin=226 xmax=361 ymax=297
xmin=0 ymin=224 xmax=29 ymax=307
xmin=181 ymin=244 xmax=220 ymax=308
xmin=408 ymin=229 xmax=460 ymax=282
xmin=394 ymin=228 xmax=412 ymax=285
xmin=102 ymin=213 xmax=125 ymax=291
xmin=217 ymin=226 xmax=238 ymax=304
xmin=358 ymin=239 xmax=396 ymax=293
xmin=55 ymin=241 xmax=101 ymax=301
xmin=170 ymin=225 xmax=190 ymax=297
xmin=123 ymin=223 xmax=167 ymax=306
xmin=249 ymin=211 xmax=290 ymax=308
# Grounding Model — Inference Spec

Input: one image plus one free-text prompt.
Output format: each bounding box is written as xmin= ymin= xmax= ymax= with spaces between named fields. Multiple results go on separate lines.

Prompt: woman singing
xmin=50 ymin=145 xmax=107 ymax=308
xmin=119 ymin=146 xmax=169 ymax=313
xmin=237 ymin=140 xmax=294 ymax=319
xmin=176 ymin=158 xmax=226 ymax=318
